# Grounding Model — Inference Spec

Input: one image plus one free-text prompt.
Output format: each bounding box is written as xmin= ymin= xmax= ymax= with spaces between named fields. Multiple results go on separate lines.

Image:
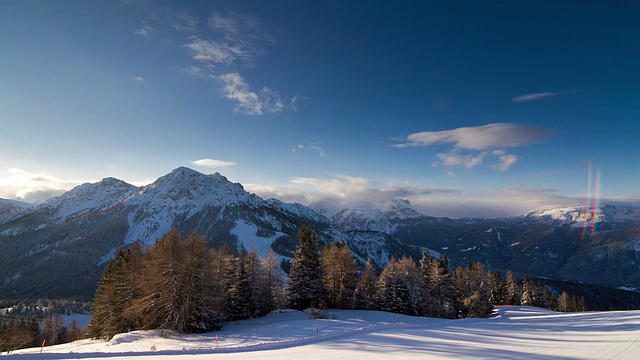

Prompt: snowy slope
xmin=38 ymin=178 xmax=137 ymax=223
xmin=8 ymin=307 xmax=640 ymax=359
xmin=0 ymin=198 xmax=31 ymax=225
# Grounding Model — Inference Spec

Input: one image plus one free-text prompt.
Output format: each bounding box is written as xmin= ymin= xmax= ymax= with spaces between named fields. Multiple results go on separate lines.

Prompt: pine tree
xmin=558 ymin=291 xmax=571 ymax=312
xmin=66 ymin=320 xmax=82 ymax=343
xmin=285 ymin=226 xmax=325 ymax=310
xmin=464 ymin=290 xmax=493 ymax=318
xmin=321 ymin=240 xmax=358 ymax=309
xmin=377 ymin=257 xmax=422 ymax=316
xmin=418 ymin=251 xmax=435 ymax=311
xmin=505 ymin=270 xmax=521 ymax=306
xmin=428 ymin=254 xmax=459 ymax=318
xmin=181 ymin=232 xmax=222 ymax=332
xmin=520 ymin=275 xmax=534 ymax=306
xmin=134 ymin=230 xmax=221 ymax=333
xmin=228 ymin=249 xmax=252 ymax=320
xmin=354 ymin=257 xmax=378 ymax=310
xmin=263 ymin=249 xmax=286 ymax=310
xmin=87 ymin=244 xmax=142 ymax=339
xmin=246 ymin=247 xmax=271 ymax=317
xmin=533 ymin=280 xmax=548 ymax=308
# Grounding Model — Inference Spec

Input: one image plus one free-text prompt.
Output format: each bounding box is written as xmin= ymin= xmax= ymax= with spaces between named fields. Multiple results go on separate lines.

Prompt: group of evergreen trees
xmin=0 ymin=313 xmax=82 ymax=353
xmin=86 ymin=230 xmax=286 ymax=339
xmin=87 ymin=226 xmax=586 ymax=341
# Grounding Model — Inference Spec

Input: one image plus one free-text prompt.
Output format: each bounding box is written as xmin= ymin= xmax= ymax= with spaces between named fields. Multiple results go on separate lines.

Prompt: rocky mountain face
xmin=1 ymin=167 xmax=640 ymax=300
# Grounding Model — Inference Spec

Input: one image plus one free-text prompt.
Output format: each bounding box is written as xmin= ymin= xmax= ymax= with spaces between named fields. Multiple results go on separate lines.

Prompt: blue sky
xmin=1 ymin=1 xmax=639 ymax=217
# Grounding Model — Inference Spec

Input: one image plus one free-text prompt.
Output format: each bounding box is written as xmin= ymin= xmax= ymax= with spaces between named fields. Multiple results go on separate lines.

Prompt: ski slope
xmin=6 ymin=307 xmax=640 ymax=359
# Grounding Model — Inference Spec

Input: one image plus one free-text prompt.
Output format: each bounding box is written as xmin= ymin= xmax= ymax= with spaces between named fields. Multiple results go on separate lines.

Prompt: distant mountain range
xmin=1 ymin=167 xmax=640 ymax=300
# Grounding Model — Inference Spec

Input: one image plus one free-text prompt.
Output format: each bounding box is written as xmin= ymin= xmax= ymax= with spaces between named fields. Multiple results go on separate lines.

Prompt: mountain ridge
xmin=2 ymin=167 xmax=640 ymax=299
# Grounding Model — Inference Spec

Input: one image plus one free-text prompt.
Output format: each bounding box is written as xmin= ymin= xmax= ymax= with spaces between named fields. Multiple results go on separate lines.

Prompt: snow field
xmin=5 ymin=306 xmax=640 ymax=359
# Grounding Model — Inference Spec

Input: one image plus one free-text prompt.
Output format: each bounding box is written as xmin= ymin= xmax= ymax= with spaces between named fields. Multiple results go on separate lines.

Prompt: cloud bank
xmin=394 ymin=123 xmax=550 ymax=150
xmin=244 ymin=173 xmax=590 ymax=218
xmin=395 ymin=123 xmax=550 ymax=172
xmin=0 ymin=168 xmax=85 ymax=203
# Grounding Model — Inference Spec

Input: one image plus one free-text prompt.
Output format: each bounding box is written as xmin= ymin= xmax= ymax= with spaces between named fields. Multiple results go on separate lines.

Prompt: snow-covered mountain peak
xmin=34 ymin=178 xmax=138 ymax=221
xmin=378 ymin=198 xmax=423 ymax=220
xmin=323 ymin=198 xmax=425 ymax=234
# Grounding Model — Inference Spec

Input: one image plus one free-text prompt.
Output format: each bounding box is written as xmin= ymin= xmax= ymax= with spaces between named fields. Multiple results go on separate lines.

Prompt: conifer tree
xmin=418 ymin=251 xmax=435 ymax=308
xmin=285 ymin=225 xmax=325 ymax=310
xmin=228 ymin=248 xmax=252 ymax=320
xmin=377 ymin=257 xmax=422 ymax=316
xmin=135 ymin=230 xmax=221 ymax=333
xmin=181 ymin=232 xmax=222 ymax=332
xmin=558 ymin=291 xmax=571 ymax=312
xmin=246 ymin=247 xmax=271 ymax=317
xmin=263 ymin=249 xmax=286 ymax=310
xmin=321 ymin=240 xmax=358 ymax=309
xmin=428 ymin=254 xmax=459 ymax=318
xmin=505 ymin=270 xmax=521 ymax=305
xmin=87 ymin=244 xmax=142 ymax=339
xmin=488 ymin=269 xmax=506 ymax=305
xmin=354 ymin=257 xmax=378 ymax=310
xmin=521 ymin=275 xmax=534 ymax=306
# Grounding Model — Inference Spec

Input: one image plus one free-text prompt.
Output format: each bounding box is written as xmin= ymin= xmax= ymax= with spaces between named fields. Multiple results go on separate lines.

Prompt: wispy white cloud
xmin=513 ymin=91 xmax=576 ymax=103
xmin=181 ymin=65 xmax=208 ymax=79
xmin=130 ymin=6 xmax=295 ymax=116
xmin=173 ymin=9 xmax=199 ymax=35
xmin=217 ymin=72 xmax=288 ymax=115
xmin=217 ymin=72 xmax=263 ymax=115
xmin=209 ymin=12 xmax=240 ymax=37
xmin=434 ymin=150 xmax=487 ymax=169
xmin=134 ymin=24 xmax=155 ymax=38
xmin=291 ymin=143 xmax=326 ymax=157
xmin=208 ymin=12 xmax=274 ymax=44
xmin=133 ymin=76 xmax=145 ymax=82
xmin=394 ymin=123 xmax=550 ymax=150
xmin=191 ymin=158 xmax=236 ymax=168
xmin=491 ymin=150 xmax=518 ymax=171
xmin=184 ymin=39 xmax=253 ymax=66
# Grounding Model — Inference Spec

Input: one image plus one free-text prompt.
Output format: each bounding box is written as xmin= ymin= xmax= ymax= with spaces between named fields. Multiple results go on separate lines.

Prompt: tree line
xmin=0 ymin=313 xmax=83 ymax=353
xmin=85 ymin=226 xmax=586 ymax=340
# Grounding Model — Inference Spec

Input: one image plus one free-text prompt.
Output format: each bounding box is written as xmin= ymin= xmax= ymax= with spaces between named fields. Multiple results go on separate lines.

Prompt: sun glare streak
xmin=589 ymin=168 xmax=600 ymax=236
xmin=580 ymin=162 xmax=591 ymax=240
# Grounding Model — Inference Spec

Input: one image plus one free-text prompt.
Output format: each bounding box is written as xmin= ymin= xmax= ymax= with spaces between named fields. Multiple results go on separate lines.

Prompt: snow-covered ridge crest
xmin=124 ymin=167 xmax=271 ymax=244
xmin=330 ymin=198 xmax=425 ymax=233
xmin=32 ymin=177 xmax=138 ymax=222
xmin=522 ymin=204 xmax=640 ymax=225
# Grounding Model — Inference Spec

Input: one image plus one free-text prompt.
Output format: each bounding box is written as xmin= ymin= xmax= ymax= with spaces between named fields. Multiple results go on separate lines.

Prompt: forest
xmin=1 ymin=226 xmax=586 ymax=351
xmin=84 ymin=226 xmax=586 ymax=340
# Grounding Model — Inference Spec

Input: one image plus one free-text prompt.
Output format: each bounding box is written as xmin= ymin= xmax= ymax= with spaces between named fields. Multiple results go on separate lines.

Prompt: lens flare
xmin=581 ymin=163 xmax=601 ymax=240
xmin=589 ymin=168 xmax=600 ymax=236
xmin=580 ymin=162 xmax=591 ymax=240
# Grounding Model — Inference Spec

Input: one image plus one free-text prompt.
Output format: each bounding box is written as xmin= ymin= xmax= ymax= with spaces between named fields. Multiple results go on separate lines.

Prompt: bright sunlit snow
xmin=7 ymin=307 xmax=640 ymax=359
